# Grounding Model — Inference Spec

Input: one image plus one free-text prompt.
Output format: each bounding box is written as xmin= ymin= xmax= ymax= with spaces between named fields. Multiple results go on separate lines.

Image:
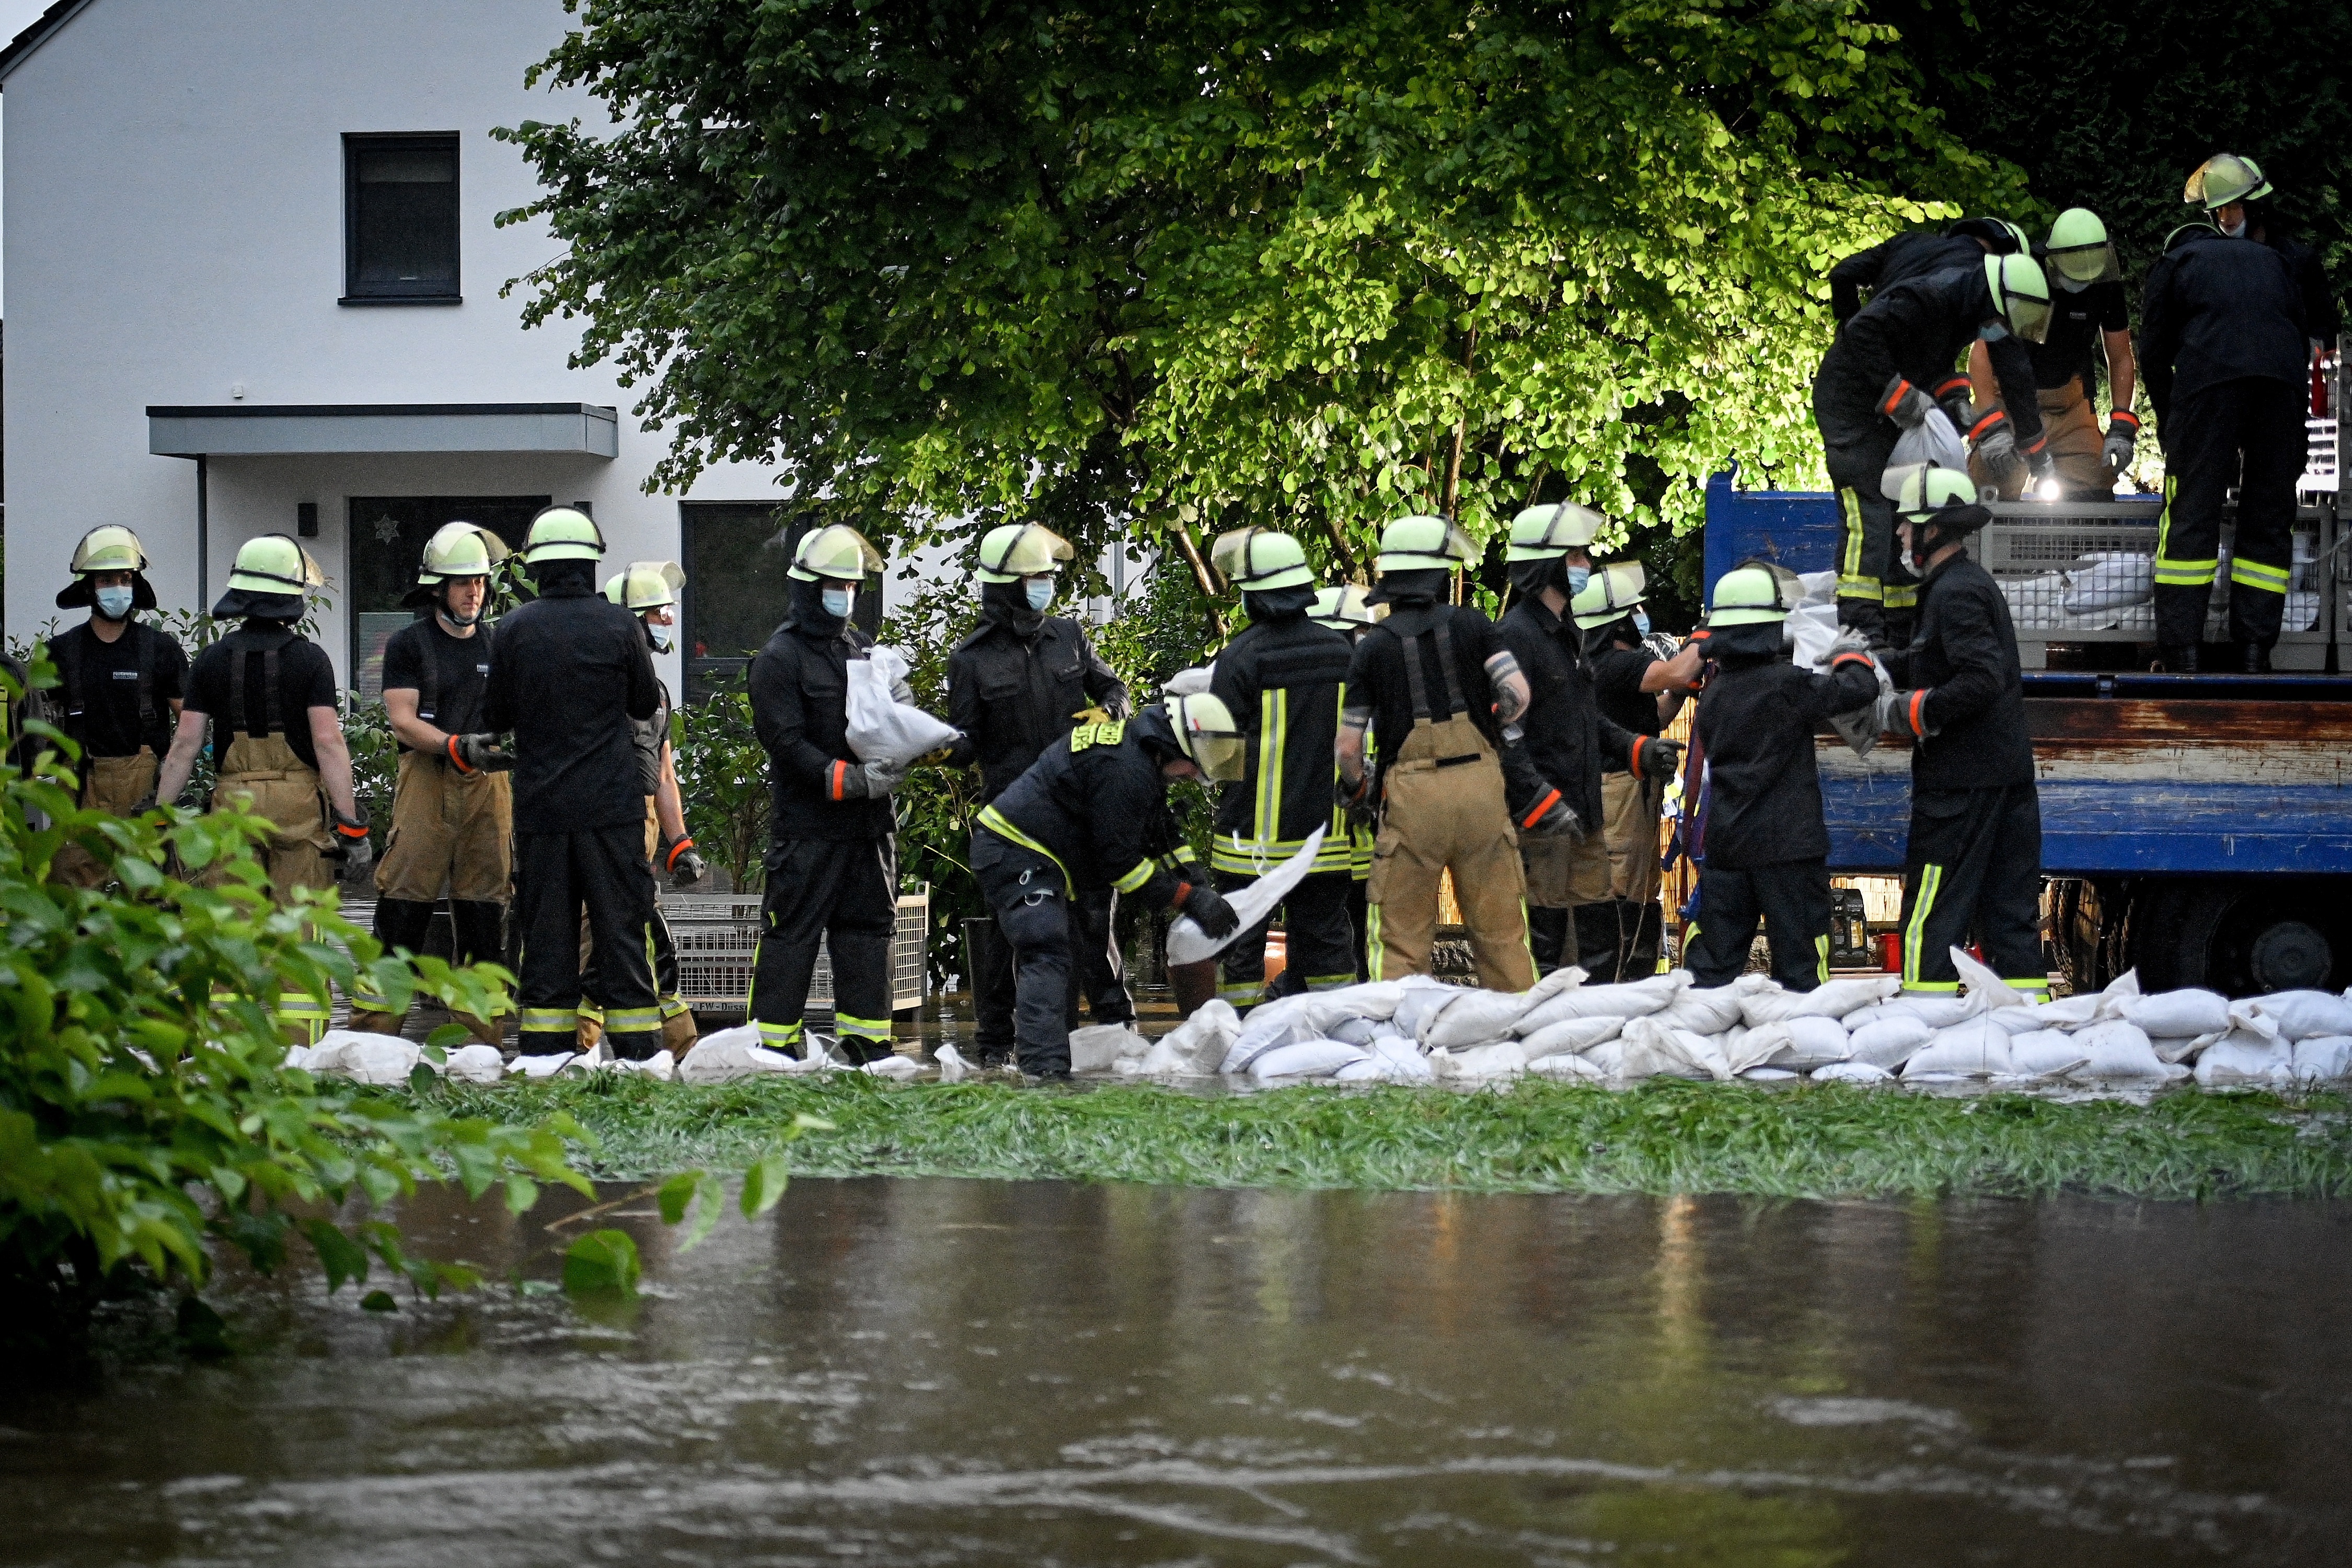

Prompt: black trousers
xmin=1815 ymin=386 xmax=1918 ymax=646
xmin=749 ymin=836 xmax=897 ymax=1062
xmin=1686 ymin=859 xmax=1831 ymax=991
xmin=1347 ymin=877 xmax=1369 ymax=981
xmin=1214 ymin=868 xmax=1358 ymax=1008
xmin=2154 ymin=377 xmax=2306 ymax=650
xmin=972 ymin=828 xmax=1079 ymax=1077
xmin=1570 ymin=898 xmax=1665 ymax=984
xmin=1898 ymin=783 xmax=2045 ymax=994
xmin=970 ymin=886 xmax=1131 ymax=1053
xmin=514 ymin=825 xmax=659 ymax=1057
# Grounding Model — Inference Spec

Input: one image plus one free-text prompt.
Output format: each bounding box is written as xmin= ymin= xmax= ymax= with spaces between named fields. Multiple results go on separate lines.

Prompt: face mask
xmin=93 ymin=585 xmax=134 ymax=620
xmin=822 ymin=586 xmax=854 ymax=620
xmin=1566 ymin=565 xmax=1591 ymax=596
xmin=1633 ymin=608 xmax=1652 ymax=636
xmin=647 ymin=623 xmax=674 ymax=652
xmin=1025 ymin=579 xmax=1053 ymax=613
xmin=442 ymin=601 xmax=480 ymax=627
xmin=2057 ymin=274 xmax=2089 ymax=294
xmin=1979 ymin=321 xmax=2009 ymax=342
xmin=2220 ymin=216 xmax=2247 ymax=239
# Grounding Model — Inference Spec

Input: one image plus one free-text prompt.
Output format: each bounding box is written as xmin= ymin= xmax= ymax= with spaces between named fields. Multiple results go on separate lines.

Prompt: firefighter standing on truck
xmin=1495 ymin=505 xmax=1681 ymax=979
xmin=1873 ymin=466 xmax=2048 ymax=1001
xmin=481 ymin=507 xmax=665 ymax=1059
xmin=1310 ymin=584 xmax=1382 ymax=978
xmin=945 ymin=523 xmax=1132 ymax=1064
xmin=1205 ymin=527 xmax=1358 ymax=1007
xmin=155 ymin=535 xmax=372 ymax=1044
xmin=41 ymin=527 xmax=186 ymax=887
xmin=974 ymin=684 xmax=1243 ymax=1079
xmin=1815 ymin=247 xmax=2056 ymax=645
xmin=2142 ymin=156 xmax=2319 ymax=673
xmin=2185 ymin=152 xmax=2340 ymax=355
xmin=747 ymin=524 xmax=911 ymax=1064
xmin=345 ymin=523 xmax=514 ymax=1044
xmin=1338 ymin=515 xmax=1570 ymax=991
xmin=1574 ymin=560 xmax=1702 ymax=980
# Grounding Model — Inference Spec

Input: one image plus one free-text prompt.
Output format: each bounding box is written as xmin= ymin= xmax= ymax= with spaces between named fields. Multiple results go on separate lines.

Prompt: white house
xmin=0 ymin=0 xmax=947 ymax=704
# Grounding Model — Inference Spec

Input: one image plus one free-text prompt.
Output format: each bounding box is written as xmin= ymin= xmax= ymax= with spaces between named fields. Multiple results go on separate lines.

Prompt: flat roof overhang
xmin=147 ymin=402 xmax=619 ymax=459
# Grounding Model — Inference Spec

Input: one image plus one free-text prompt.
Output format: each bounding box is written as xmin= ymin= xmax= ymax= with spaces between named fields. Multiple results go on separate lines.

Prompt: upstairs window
xmin=343 ymin=134 xmax=459 ymax=303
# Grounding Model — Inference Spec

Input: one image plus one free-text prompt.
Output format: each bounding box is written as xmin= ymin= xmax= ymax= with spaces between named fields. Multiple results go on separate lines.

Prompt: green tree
xmin=500 ymin=0 xmax=2024 ymax=587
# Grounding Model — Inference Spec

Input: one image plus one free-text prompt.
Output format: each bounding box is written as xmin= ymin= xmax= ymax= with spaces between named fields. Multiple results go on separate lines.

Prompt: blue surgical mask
xmin=2221 ymin=215 xmax=2247 ymax=239
xmin=1566 ymin=565 xmax=1591 ymax=596
xmin=1980 ymin=321 xmax=2010 ymax=341
xmin=1633 ymin=608 xmax=1652 ymax=636
xmin=1025 ymin=579 xmax=1053 ymax=613
xmin=93 ymin=585 xmax=134 ymax=620
xmin=647 ymin=623 xmax=674 ymax=652
xmin=822 ymin=586 xmax=854 ymax=620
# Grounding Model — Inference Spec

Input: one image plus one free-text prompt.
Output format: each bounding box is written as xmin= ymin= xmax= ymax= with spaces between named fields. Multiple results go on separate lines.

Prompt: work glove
xmin=832 ymin=758 xmax=907 ymax=799
xmin=330 ymin=809 xmax=374 ymax=878
xmin=1520 ymin=793 xmax=1584 ymax=840
xmin=662 ymin=836 xmax=707 ymax=887
xmin=1634 ymin=736 xmax=1685 ymax=783
xmin=1178 ymin=880 xmax=1241 ymax=939
xmin=917 ymin=731 xmax=966 ymax=766
xmin=1825 ymin=626 xmax=1873 ymax=661
xmin=2026 ymin=444 xmax=2056 ymax=492
xmin=2104 ymin=410 xmax=2140 ymax=472
xmin=1879 ymin=374 xmax=1935 ymax=430
xmin=1873 ymin=688 xmax=1936 ymax=742
xmin=448 ymin=732 xmax=514 ymax=774
xmin=1969 ymin=410 xmax=2017 ymax=470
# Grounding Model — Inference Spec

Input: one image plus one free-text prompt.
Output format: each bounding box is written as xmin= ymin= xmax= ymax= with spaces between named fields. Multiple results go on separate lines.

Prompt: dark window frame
xmin=679 ymin=501 xmax=881 ymax=705
xmin=345 ymin=495 xmax=549 ymax=706
xmin=341 ymin=132 xmax=462 ymax=306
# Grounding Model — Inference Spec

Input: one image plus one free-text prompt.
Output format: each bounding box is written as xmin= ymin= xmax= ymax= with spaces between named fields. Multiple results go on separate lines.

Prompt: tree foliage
xmin=499 ymin=0 xmax=2024 ymax=584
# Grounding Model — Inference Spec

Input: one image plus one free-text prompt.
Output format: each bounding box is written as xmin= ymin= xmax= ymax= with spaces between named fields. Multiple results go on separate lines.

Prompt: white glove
xmin=1826 ymin=626 xmax=1873 ymax=661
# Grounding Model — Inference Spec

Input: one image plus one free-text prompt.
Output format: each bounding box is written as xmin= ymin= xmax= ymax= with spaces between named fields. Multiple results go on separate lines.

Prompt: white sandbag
xmin=1514 ymin=1013 xmax=1625 ymax=1060
xmin=507 ymin=1051 xmax=578 ymax=1079
xmin=1160 ymin=999 xmax=1240 ymax=1076
xmin=1811 ymin=1060 xmax=1893 ymax=1083
xmin=1432 ymin=1039 xmax=1530 ymax=1081
xmin=1513 ymin=971 xmax=1688 ymax=1035
xmin=2234 ymin=989 xmax=2352 ymax=1042
xmin=608 ymin=1050 xmax=678 ymax=1080
xmin=933 ymin=1043 xmax=973 ymax=1082
xmin=1652 ymin=975 xmax=1769 ymax=1035
xmin=1248 ymin=1037 xmax=1369 ymax=1081
xmin=679 ymin=1028 xmax=802 ymax=1085
xmin=1721 ymin=1022 xmax=1783 ymax=1072
xmin=2116 ymin=987 xmax=2230 ymax=1040
xmin=2290 ymin=1036 xmax=2352 ymax=1081
xmin=1331 ymin=1058 xmax=1390 ymax=1082
xmin=2148 ymin=1035 xmax=2203 ymax=1065
xmin=2060 ymin=551 xmax=2153 ymax=614
xmin=2005 ymin=1029 xmax=2090 ymax=1078
xmin=442 ymin=1043 xmax=507 ymax=1085
xmin=1883 ymin=407 xmax=1967 ymax=486
xmin=1422 ymin=967 xmax=1583 ymax=1048
xmin=1844 ymin=1014 xmax=1934 ymax=1069
xmin=560 ymin=1041 xmax=615 ymax=1075
xmin=1736 ymin=974 xmax=1900 ymax=1027
xmin=2195 ymin=1036 xmax=2293 ymax=1086
xmin=1844 ymin=995 xmax=1980 ymax=1033
xmin=1786 ymin=602 xmax=1842 ymax=673
xmin=1778 ymin=1016 xmax=1855 ymax=1068
xmin=2058 ymin=1019 xmax=2170 ymax=1079
xmin=1741 ymin=1067 xmax=1801 ymax=1081
xmin=1366 ymin=1034 xmax=1436 ymax=1081
xmin=1900 ymin=1016 xmax=2013 ymax=1078
xmin=1950 ymin=946 xmax=2030 ymax=1010
xmin=844 ymin=645 xmax=959 ymax=767
xmin=1327 ymin=1017 xmax=1379 ymax=1046
xmin=1798 ymin=569 xmax=1838 ymax=606
xmin=1617 ymin=1016 xmax=1732 ymax=1081
xmin=1527 ymin=1051 xmax=1607 ymax=1079
xmin=2025 ymin=968 xmax=2141 ymax=1027
xmin=1069 ymin=1023 xmax=1152 ymax=1073
xmin=862 ymin=1053 xmax=920 ymax=1079
xmin=1167 ymin=828 xmax=1326 ymax=966
xmin=311 ymin=1031 xmax=424 ymax=1086
xmin=1985 ymin=1006 xmax=2060 ymax=1035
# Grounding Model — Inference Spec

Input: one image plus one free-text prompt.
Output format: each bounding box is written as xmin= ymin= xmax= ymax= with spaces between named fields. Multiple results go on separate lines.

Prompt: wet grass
xmin=441 ymin=1075 xmax=2352 ymax=1201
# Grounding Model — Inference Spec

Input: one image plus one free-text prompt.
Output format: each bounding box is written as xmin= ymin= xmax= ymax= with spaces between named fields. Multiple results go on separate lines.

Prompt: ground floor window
xmin=681 ymin=502 xmax=881 ymax=703
xmin=348 ymin=495 xmax=548 ymax=703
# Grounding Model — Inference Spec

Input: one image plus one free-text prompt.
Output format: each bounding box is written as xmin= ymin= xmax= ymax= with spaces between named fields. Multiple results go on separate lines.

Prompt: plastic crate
xmin=669 ymin=887 xmax=929 ymax=1014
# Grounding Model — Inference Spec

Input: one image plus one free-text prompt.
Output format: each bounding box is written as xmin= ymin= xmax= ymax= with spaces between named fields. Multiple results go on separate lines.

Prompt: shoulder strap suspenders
xmin=225 ymin=636 xmax=287 ymax=739
xmin=417 ymin=625 xmax=441 ymax=725
xmin=1398 ymin=619 xmax=1469 ymax=723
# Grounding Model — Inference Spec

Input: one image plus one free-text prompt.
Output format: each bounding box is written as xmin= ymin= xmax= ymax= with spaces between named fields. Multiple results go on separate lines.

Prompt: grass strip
xmin=434 ymin=1076 xmax=2352 ymax=1201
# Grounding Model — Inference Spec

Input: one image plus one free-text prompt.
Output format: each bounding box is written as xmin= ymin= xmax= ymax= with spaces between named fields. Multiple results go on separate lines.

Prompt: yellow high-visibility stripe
xmin=605 ymin=1006 xmax=662 ymax=1032
xmin=1840 ymin=489 xmax=1867 ymax=586
xmin=2152 ymin=472 xmax=2216 ymax=584
xmin=1883 ymin=584 xmax=1918 ymax=609
xmin=1256 ymin=688 xmax=1286 ymax=850
xmin=2230 ymin=557 xmax=2290 ymax=592
xmin=1304 ymin=973 xmax=1358 ymax=991
xmin=1903 ymin=863 xmax=1943 ymax=988
xmin=757 ymin=1020 xmax=804 ymax=1050
xmin=1839 ymin=577 xmax=1884 ymax=602
xmin=1365 ymin=905 xmax=1383 ymax=980
xmin=1814 ymin=933 xmax=1829 ymax=986
xmin=1112 ymin=858 xmax=1156 ymax=894
xmin=835 ymin=1012 xmax=893 ymax=1041
xmin=520 ymin=1007 xmax=576 ymax=1032
xmin=978 ymin=805 xmax=1073 ymax=894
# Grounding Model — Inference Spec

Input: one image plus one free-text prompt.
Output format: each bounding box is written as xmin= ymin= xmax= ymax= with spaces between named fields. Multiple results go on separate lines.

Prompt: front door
xmin=348 ymin=495 xmax=549 ymax=705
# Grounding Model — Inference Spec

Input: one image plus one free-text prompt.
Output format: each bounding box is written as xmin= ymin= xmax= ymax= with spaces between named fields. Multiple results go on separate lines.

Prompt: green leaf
xmin=657 ymin=1169 xmax=704 ymax=1225
xmin=301 ymin=1219 xmax=372 ymax=1295
xmin=176 ymin=1296 xmax=233 ymax=1357
xmin=426 ymin=1022 xmax=470 ymax=1050
xmin=562 ymin=1229 xmax=642 ymax=1296
xmin=741 ymin=1148 xmax=790 ymax=1218
xmin=360 ymin=1289 xmax=399 ymax=1313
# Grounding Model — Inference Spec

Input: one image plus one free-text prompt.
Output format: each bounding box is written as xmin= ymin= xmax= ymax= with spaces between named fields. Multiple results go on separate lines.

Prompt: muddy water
xmin=7 ymin=1183 xmax=2351 ymax=1566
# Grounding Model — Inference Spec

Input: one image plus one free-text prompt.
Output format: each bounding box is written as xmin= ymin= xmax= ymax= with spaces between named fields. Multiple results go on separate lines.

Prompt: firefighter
xmin=1573 ymin=560 xmax=1703 ymax=979
xmin=1495 ymin=505 xmax=1682 ymax=978
xmin=155 ymin=535 xmax=370 ymax=1044
xmin=1204 ymin=527 xmax=1357 ymax=1007
xmin=1311 ymin=584 xmax=1382 ymax=977
xmin=1873 ymin=466 xmax=2047 ymax=1001
xmin=944 ymin=523 xmax=1132 ymax=1063
xmin=1962 ymin=209 xmax=2139 ymax=501
xmin=1684 ymin=563 xmax=1883 ymax=991
xmin=40 ymin=527 xmax=186 ymax=887
xmin=2145 ymin=163 xmax=2320 ymax=673
xmin=1815 ymin=248 xmax=2055 ymax=646
xmin=481 ymin=507 xmax=665 ymax=1059
xmin=2185 ymin=152 xmax=2339 ymax=354
xmin=344 ymin=524 xmax=515 ymax=1043
xmin=747 ymin=523 xmax=912 ymax=1065
xmin=974 ymin=686 xmax=1243 ymax=1079
xmin=1338 ymin=515 xmax=1569 ymax=991
xmin=575 ymin=561 xmax=706 ymax=1059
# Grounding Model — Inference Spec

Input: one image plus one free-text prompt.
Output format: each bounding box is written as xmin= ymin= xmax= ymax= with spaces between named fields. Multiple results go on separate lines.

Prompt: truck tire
xmin=2128 ymin=878 xmax=2342 ymax=997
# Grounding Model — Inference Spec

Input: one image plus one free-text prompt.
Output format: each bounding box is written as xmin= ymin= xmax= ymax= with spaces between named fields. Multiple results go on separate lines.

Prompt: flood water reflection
xmin=8 ymin=1180 xmax=2351 ymax=1565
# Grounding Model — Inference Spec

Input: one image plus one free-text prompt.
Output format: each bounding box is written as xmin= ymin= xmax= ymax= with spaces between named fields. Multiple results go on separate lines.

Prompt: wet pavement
xmin=7 ymin=1180 xmax=2351 ymax=1565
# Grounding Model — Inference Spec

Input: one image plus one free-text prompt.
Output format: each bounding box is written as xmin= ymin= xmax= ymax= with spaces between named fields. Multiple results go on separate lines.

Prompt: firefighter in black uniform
xmin=747 ymin=523 xmax=916 ymax=1064
xmin=946 ymin=523 xmax=1132 ymax=1062
xmin=481 ymin=506 xmax=664 ymax=1059
xmin=1828 ymin=216 xmax=2028 ymax=326
xmin=1494 ymin=504 xmax=1682 ymax=978
xmin=1685 ymin=563 xmax=1883 ymax=990
xmin=2185 ymin=153 xmax=2339 ymax=355
xmin=975 ymin=687 xmax=1245 ymax=1079
xmin=1873 ymin=466 xmax=2047 ymax=1001
xmin=2143 ymin=174 xmax=2316 ymax=673
xmin=1205 ymin=527 xmax=1358 ymax=1007
xmin=1815 ymin=249 xmax=2055 ymax=645
xmin=40 ymin=526 xmax=186 ymax=887
xmin=1310 ymin=584 xmax=1382 ymax=977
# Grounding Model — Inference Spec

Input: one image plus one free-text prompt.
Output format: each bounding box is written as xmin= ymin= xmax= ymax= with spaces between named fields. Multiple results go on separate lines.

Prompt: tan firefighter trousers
xmin=1366 ymin=711 xmax=1534 ymax=991
xmin=53 ymin=747 xmax=159 ymax=887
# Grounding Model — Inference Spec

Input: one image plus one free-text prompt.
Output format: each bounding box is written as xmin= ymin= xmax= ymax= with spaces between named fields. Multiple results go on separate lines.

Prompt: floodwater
xmin=7 ymin=1183 xmax=2351 ymax=1566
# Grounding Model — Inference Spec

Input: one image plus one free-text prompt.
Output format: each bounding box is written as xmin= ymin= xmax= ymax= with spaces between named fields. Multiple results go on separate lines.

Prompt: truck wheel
xmin=2130 ymin=879 xmax=2341 ymax=997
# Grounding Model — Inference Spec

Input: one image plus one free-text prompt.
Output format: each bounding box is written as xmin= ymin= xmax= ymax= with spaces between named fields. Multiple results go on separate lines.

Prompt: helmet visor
xmin=2047 ymin=240 xmax=2120 ymax=285
xmin=1189 ymin=731 xmax=1247 ymax=783
xmin=2007 ymin=291 xmax=2054 ymax=344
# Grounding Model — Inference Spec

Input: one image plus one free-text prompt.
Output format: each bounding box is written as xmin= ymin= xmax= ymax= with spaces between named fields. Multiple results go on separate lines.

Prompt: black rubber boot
xmin=2236 ymin=641 xmax=2273 ymax=674
xmin=1573 ymin=902 xmax=1625 ymax=983
xmin=2157 ymin=643 xmax=2200 ymax=673
xmin=1526 ymin=907 xmax=1572 ymax=975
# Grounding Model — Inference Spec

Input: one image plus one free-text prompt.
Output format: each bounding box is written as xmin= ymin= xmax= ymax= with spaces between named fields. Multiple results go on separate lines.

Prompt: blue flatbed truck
xmin=1700 ymin=469 xmax=2351 ymax=997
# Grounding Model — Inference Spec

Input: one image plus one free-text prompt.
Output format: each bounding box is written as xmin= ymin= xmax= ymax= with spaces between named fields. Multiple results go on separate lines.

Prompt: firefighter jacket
xmin=1815 ymin=264 xmax=2046 ymax=451
xmin=483 ymin=582 xmax=659 ymax=832
xmin=946 ymin=601 xmax=1128 ymax=803
xmin=2140 ymin=230 xmax=2309 ymax=425
xmin=1881 ymin=554 xmax=2036 ymax=792
xmin=1495 ymin=597 xmax=1641 ymax=835
xmin=1208 ymin=610 xmax=1354 ymax=875
xmin=977 ymin=709 xmax=1200 ymax=905
xmin=750 ymin=615 xmax=895 ymax=843
xmin=1829 ymin=230 xmax=1988 ymax=325
xmin=1692 ymin=628 xmax=1882 ymax=869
